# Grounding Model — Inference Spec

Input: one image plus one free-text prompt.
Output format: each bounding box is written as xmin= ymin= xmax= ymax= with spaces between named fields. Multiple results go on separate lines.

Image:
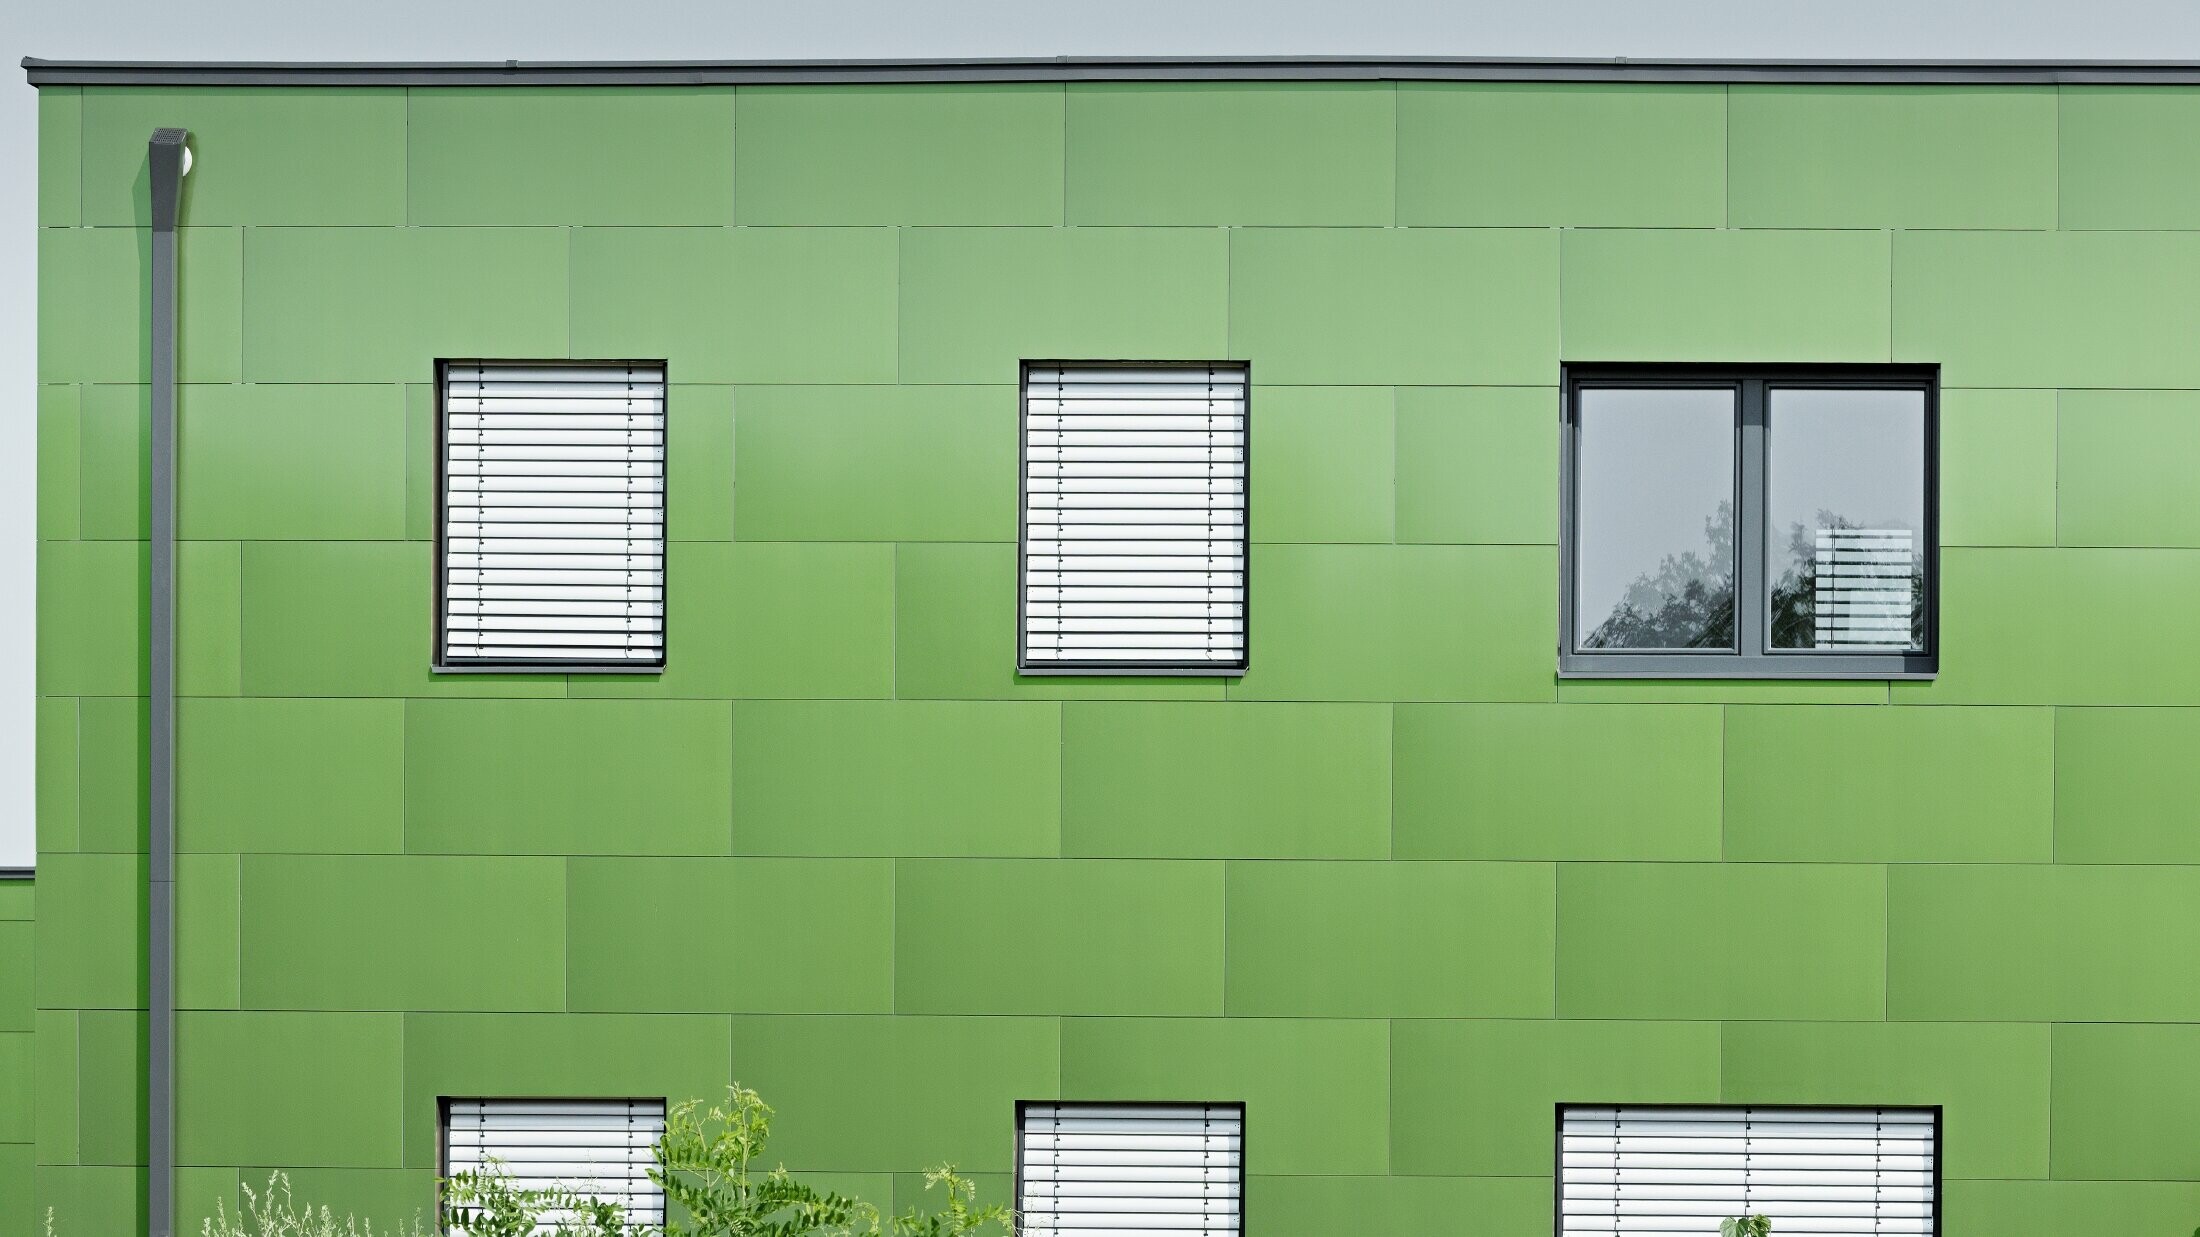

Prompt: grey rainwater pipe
xmin=147 ymin=126 xmax=188 ymax=1237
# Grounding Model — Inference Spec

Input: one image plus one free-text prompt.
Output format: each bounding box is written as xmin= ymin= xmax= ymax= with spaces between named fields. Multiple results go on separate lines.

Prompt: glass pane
xmin=1766 ymin=388 xmax=1927 ymax=651
xmin=1575 ymin=388 xmax=1737 ymax=651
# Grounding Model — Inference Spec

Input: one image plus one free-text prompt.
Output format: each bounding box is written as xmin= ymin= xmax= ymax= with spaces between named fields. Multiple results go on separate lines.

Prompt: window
xmin=442 ymin=1098 xmax=666 ymax=1231
xmin=1557 ymin=1105 xmax=1940 ymax=1237
xmin=1560 ymin=365 xmax=1937 ymax=678
xmin=1019 ymin=362 xmax=1249 ymax=675
xmin=1017 ymin=1102 xmax=1244 ymax=1237
xmin=436 ymin=360 xmax=667 ymax=671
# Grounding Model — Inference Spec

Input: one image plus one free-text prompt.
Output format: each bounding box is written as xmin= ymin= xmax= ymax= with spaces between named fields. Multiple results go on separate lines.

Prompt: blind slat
xmin=1558 ymin=1107 xmax=1937 ymax=1237
xmin=446 ymin=1099 xmax=665 ymax=1234
xmin=1020 ymin=1104 xmax=1243 ymax=1237
xmin=441 ymin=362 xmax=666 ymax=669
xmin=1022 ymin=365 xmax=1247 ymax=671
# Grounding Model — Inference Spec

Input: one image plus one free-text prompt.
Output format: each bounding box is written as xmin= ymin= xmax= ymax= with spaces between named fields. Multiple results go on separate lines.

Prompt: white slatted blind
xmin=1021 ymin=364 xmax=1248 ymax=672
xmin=1019 ymin=1103 xmax=1244 ymax=1237
xmin=1559 ymin=1106 xmax=1938 ymax=1237
xmin=1813 ymin=529 xmax=1916 ymax=649
xmin=445 ymin=1099 xmax=666 ymax=1231
xmin=441 ymin=362 xmax=666 ymax=668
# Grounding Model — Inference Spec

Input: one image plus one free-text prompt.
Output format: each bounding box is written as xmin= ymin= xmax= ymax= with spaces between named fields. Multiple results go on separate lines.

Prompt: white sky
xmin=8 ymin=0 xmax=2200 ymax=865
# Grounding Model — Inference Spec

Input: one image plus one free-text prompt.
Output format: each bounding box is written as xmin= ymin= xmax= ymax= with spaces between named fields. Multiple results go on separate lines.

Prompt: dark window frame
xmin=1014 ymin=1099 xmax=1249 ymax=1237
xmin=1015 ymin=359 xmax=1253 ymax=677
xmin=1552 ymin=1102 xmax=1943 ymax=1237
xmin=1559 ymin=362 xmax=1940 ymax=680
xmin=432 ymin=357 xmax=671 ymax=675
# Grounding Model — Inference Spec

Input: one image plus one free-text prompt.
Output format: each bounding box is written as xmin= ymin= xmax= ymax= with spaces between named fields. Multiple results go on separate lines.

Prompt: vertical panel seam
xmin=1721 ymin=84 xmax=1731 ymax=230
xmin=2051 ymin=83 xmax=2063 ymax=231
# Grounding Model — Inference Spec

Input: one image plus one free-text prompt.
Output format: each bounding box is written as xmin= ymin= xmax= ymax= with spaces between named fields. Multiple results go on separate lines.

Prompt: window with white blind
xmin=442 ymin=1098 xmax=666 ymax=1231
xmin=437 ymin=360 xmax=667 ymax=671
xmin=1560 ymin=364 xmax=1937 ymax=680
xmin=1557 ymin=1105 xmax=1940 ymax=1237
xmin=1019 ymin=362 xmax=1249 ymax=674
xmin=1017 ymin=1102 xmax=1244 ymax=1237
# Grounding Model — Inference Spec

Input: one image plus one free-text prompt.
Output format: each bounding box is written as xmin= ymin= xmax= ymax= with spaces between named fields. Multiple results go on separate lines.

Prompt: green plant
xmin=650 ymin=1085 xmax=874 ymax=1237
xmin=1720 ymin=1217 xmax=1771 ymax=1237
xmin=444 ymin=1158 xmax=643 ymax=1236
xmin=883 ymin=1167 xmax=1013 ymax=1237
xmin=202 ymin=1171 xmax=433 ymax=1237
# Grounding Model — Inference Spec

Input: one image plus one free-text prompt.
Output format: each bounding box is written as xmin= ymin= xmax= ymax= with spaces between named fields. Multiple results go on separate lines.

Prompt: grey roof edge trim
xmin=25 ymin=53 xmax=2200 ymax=86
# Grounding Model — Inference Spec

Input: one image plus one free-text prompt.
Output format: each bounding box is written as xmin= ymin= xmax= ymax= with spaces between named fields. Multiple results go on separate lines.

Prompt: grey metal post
xmin=146 ymin=126 xmax=187 ymax=1237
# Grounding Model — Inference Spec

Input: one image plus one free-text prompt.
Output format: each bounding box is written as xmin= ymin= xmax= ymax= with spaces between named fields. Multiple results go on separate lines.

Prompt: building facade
xmin=12 ymin=55 xmax=2200 ymax=1236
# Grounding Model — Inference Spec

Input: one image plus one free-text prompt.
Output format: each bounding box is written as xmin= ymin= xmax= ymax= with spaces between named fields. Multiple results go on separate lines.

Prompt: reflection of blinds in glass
xmin=1813 ymin=528 xmax=1914 ymax=648
xmin=1019 ymin=1104 xmax=1244 ymax=1237
xmin=1020 ymin=364 xmax=1248 ymax=673
xmin=1559 ymin=1106 xmax=1938 ymax=1236
xmin=441 ymin=362 xmax=666 ymax=668
xmin=444 ymin=1099 xmax=666 ymax=1232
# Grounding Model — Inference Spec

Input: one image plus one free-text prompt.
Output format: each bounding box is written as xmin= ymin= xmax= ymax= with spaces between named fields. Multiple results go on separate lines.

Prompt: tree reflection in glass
xmin=1575 ymin=388 xmax=1737 ymax=650
xmin=1767 ymin=389 xmax=1927 ymax=651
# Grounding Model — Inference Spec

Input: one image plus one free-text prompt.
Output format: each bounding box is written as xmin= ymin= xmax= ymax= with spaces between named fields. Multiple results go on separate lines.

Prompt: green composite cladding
xmin=18 ymin=75 xmax=2200 ymax=1236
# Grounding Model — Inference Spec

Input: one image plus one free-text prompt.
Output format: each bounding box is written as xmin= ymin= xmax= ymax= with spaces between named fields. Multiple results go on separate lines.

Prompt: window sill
xmin=432 ymin=663 xmax=666 ymax=675
xmin=1558 ymin=655 xmax=1936 ymax=681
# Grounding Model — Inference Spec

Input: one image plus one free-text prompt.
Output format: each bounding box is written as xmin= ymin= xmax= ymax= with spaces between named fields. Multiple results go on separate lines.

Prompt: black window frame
xmin=432 ymin=357 xmax=672 ymax=675
xmin=1015 ymin=359 xmax=1253 ymax=678
xmin=1559 ymin=362 xmax=1939 ymax=680
xmin=1014 ymin=1099 xmax=1248 ymax=1237
xmin=1552 ymin=1102 xmax=1943 ymax=1237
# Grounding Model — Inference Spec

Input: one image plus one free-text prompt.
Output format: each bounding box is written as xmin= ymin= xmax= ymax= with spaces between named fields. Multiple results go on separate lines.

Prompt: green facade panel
xmin=1395 ymin=82 xmax=1725 ymax=227
xmin=2049 ymin=1023 xmax=2200 ymax=1181
xmin=1390 ymin=1019 xmax=1721 ymax=1176
xmin=1563 ymin=228 xmax=1892 ymax=363
xmin=1895 ymin=229 xmax=2200 ymax=388
xmin=2058 ymin=389 xmax=2200 ymax=548
xmin=1555 ymin=864 xmax=1887 ymax=1020
xmin=1720 ymin=1021 xmax=2051 ymax=1178
xmin=899 ymin=227 xmax=1228 ymax=384
xmin=1722 ymin=705 xmax=2054 ymax=862
xmin=2058 ymin=86 xmax=2200 ymax=229
xmin=1888 ymin=864 xmax=2200 ymax=1022
xmin=1249 ymin=386 xmax=1396 ymax=544
xmin=2055 ymin=706 xmax=2200 ymax=863
xmin=1726 ymin=85 xmax=2058 ymax=228
xmin=406 ymin=87 xmax=735 ymax=225
xmin=1062 ymin=702 xmax=1391 ymax=859
xmin=1222 ymin=861 xmax=1555 ymax=1017
xmin=245 ymin=227 xmax=566 ymax=383
xmin=1065 ymin=83 xmax=1395 ymax=226
xmin=177 ymin=699 xmax=405 ymax=855
xmin=1061 ymin=1018 xmax=1390 ymax=1176
xmin=24 ymin=73 xmax=2200 ymax=1236
xmin=81 ymin=87 xmax=407 ymax=226
xmin=402 ymin=699 xmax=733 ymax=855
xmin=1392 ymin=386 xmax=1558 ymax=547
xmin=736 ymin=84 xmax=1064 ymax=225
xmin=566 ymin=858 xmax=892 ymax=1012
xmin=571 ymin=226 xmax=899 ymax=384
xmin=239 ymin=856 xmax=566 ymax=1011
xmin=178 ymin=384 xmax=407 ymax=541
xmin=1393 ymin=703 xmax=1722 ymax=861
xmin=732 ymin=386 xmax=1017 ymax=543
xmin=1939 ymin=388 xmax=2057 ymax=548
xmin=893 ymin=860 xmax=1223 ymax=1015
xmin=1229 ymin=227 xmax=1557 ymax=385
xmin=729 ymin=1015 xmax=1060 ymax=1173
xmin=731 ymin=701 xmax=1061 ymax=857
